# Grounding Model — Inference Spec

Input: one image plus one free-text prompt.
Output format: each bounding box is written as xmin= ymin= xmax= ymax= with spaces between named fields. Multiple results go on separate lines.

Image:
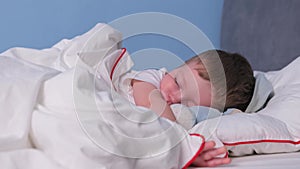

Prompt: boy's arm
xmin=131 ymin=79 xmax=176 ymax=121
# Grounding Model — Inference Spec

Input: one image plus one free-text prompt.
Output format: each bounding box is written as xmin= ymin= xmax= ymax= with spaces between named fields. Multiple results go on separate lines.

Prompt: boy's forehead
xmin=172 ymin=66 xmax=202 ymax=88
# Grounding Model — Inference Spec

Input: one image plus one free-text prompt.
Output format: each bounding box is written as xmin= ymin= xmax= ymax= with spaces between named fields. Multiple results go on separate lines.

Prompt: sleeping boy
xmin=118 ymin=49 xmax=255 ymax=123
xmin=117 ymin=49 xmax=255 ymax=167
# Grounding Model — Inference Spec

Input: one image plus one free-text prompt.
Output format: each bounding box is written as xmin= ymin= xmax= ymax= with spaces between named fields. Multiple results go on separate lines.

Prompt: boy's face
xmin=159 ymin=62 xmax=212 ymax=107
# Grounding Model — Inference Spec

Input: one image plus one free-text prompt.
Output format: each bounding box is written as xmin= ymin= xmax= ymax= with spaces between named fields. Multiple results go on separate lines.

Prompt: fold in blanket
xmin=0 ymin=23 xmax=206 ymax=169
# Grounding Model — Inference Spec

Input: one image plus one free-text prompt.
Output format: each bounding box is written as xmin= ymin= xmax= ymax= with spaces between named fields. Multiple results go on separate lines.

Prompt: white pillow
xmin=190 ymin=57 xmax=300 ymax=156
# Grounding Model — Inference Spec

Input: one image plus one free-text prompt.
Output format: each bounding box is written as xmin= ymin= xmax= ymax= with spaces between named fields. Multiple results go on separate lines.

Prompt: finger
xmin=191 ymin=156 xmax=205 ymax=167
xmin=202 ymin=141 xmax=216 ymax=152
xmin=192 ymin=156 xmax=231 ymax=167
xmin=202 ymin=146 xmax=228 ymax=161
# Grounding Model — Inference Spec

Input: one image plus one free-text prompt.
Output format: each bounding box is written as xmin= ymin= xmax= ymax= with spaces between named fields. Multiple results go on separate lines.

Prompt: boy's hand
xmin=192 ymin=141 xmax=231 ymax=167
xmin=132 ymin=80 xmax=176 ymax=121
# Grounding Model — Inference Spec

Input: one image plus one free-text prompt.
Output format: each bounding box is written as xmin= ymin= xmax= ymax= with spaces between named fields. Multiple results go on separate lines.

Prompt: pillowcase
xmin=245 ymin=71 xmax=274 ymax=113
xmin=189 ymin=56 xmax=300 ymax=156
xmin=171 ymin=104 xmax=224 ymax=130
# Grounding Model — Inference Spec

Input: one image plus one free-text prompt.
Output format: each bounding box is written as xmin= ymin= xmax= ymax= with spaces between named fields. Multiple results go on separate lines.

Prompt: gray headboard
xmin=221 ymin=0 xmax=300 ymax=71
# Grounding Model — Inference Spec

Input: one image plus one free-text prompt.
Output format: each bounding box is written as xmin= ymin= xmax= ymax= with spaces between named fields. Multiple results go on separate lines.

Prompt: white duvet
xmin=0 ymin=24 xmax=204 ymax=169
xmin=1 ymin=23 xmax=300 ymax=169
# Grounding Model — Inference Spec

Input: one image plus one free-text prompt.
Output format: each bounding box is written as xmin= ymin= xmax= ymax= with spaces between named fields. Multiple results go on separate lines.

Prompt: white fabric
xmin=245 ymin=71 xmax=273 ymax=113
xmin=190 ymin=56 xmax=300 ymax=156
xmin=171 ymin=104 xmax=197 ymax=130
xmin=0 ymin=56 xmax=59 ymax=151
xmin=192 ymin=151 xmax=300 ymax=169
xmin=118 ymin=68 xmax=166 ymax=104
xmin=0 ymin=23 xmax=204 ymax=169
xmin=1 ymin=23 xmax=122 ymax=72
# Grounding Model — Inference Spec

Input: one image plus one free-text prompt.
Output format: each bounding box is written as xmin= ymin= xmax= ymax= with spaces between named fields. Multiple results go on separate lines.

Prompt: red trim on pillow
xmin=224 ymin=139 xmax=300 ymax=146
xmin=110 ymin=48 xmax=127 ymax=80
xmin=182 ymin=133 xmax=205 ymax=169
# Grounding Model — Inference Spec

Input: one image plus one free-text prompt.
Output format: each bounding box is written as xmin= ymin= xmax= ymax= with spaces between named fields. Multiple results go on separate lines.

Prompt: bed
xmin=1 ymin=1 xmax=300 ymax=169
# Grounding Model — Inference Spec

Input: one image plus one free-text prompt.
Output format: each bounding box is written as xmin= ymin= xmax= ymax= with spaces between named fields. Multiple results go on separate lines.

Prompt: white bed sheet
xmin=192 ymin=151 xmax=300 ymax=169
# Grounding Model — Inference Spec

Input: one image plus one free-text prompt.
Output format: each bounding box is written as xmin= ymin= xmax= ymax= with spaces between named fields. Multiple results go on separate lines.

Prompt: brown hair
xmin=185 ymin=50 xmax=255 ymax=112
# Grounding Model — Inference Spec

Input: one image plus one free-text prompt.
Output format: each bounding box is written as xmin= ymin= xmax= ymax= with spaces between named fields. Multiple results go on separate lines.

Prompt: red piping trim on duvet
xmin=110 ymin=48 xmax=127 ymax=80
xmin=182 ymin=134 xmax=205 ymax=169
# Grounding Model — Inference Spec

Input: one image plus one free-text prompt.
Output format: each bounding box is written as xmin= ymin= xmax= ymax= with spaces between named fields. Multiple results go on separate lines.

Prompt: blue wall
xmin=0 ymin=0 xmax=223 ymax=61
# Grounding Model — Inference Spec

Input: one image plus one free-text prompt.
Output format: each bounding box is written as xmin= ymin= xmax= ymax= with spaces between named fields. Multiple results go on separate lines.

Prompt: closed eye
xmin=174 ymin=78 xmax=180 ymax=88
